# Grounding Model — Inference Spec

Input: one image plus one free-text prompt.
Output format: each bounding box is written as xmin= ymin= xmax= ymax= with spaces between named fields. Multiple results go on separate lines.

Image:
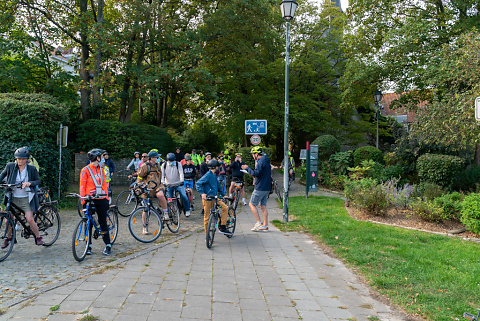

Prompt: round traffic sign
xmin=250 ymin=134 xmax=261 ymax=145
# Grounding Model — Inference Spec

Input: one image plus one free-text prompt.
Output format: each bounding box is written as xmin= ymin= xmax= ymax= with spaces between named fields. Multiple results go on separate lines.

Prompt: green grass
xmin=273 ymin=196 xmax=480 ymax=321
xmin=78 ymin=315 xmax=99 ymax=321
xmin=49 ymin=305 xmax=60 ymax=312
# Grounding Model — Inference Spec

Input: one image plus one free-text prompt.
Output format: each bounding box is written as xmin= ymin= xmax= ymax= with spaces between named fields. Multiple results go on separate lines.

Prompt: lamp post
xmin=280 ymin=0 xmax=298 ymax=223
xmin=374 ymin=89 xmax=382 ymax=149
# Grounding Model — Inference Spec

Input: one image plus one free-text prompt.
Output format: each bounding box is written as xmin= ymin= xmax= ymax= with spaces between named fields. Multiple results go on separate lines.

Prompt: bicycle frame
xmin=1 ymin=184 xmax=38 ymax=240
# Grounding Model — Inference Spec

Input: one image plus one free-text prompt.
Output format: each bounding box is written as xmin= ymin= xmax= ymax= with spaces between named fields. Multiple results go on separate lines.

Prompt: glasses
xmin=142 ymin=155 xmax=148 ymax=158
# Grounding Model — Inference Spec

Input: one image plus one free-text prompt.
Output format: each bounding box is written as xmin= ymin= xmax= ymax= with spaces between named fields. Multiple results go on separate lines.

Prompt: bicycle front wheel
xmin=129 ymin=207 xmax=162 ymax=243
xmin=206 ymin=211 xmax=217 ymax=249
xmin=226 ymin=207 xmax=236 ymax=238
xmin=116 ymin=190 xmax=137 ymax=217
xmin=0 ymin=214 xmax=15 ymax=262
xmin=106 ymin=208 xmax=119 ymax=244
xmin=72 ymin=219 xmax=89 ymax=262
xmin=36 ymin=205 xmax=61 ymax=246
xmin=166 ymin=202 xmax=180 ymax=233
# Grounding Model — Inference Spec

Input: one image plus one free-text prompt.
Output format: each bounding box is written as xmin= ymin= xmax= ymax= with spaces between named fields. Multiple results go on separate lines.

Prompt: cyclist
xmin=191 ymin=149 xmax=200 ymax=167
xmin=174 ymin=147 xmax=184 ymax=162
xmin=183 ymin=155 xmax=197 ymax=211
xmin=217 ymin=156 xmax=227 ymax=195
xmin=0 ymin=147 xmax=43 ymax=248
xmin=228 ymin=152 xmax=247 ymax=206
xmin=162 ymin=153 xmax=191 ymax=217
xmin=126 ymin=152 xmax=142 ymax=172
xmin=136 ymin=150 xmax=168 ymax=231
xmin=196 ymin=159 xmax=229 ymax=234
xmin=281 ymin=151 xmax=295 ymax=182
xmin=200 ymin=152 xmax=212 ymax=177
xmin=223 ymin=150 xmax=231 ymax=166
xmin=102 ymin=152 xmax=115 ymax=177
xmin=79 ymin=148 xmax=112 ymax=255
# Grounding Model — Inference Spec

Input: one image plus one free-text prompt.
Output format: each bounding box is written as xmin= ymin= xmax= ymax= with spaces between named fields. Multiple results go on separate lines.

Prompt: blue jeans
xmin=166 ymin=185 xmax=190 ymax=212
xmin=217 ymin=175 xmax=227 ymax=195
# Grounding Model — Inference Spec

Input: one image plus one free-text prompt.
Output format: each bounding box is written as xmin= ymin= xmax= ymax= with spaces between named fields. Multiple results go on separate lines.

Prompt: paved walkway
xmin=2 ymin=196 xmax=406 ymax=321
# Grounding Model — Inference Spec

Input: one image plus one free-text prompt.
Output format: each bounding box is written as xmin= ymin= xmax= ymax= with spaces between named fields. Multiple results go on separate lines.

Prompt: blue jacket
xmin=246 ymin=154 xmax=271 ymax=191
xmin=105 ymin=158 xmax=115 ymax=174
xmin=196 ymin=170 xmax=225 ymax=197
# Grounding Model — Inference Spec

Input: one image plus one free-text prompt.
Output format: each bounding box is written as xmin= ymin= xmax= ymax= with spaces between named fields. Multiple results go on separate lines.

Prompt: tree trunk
xmin=92 ymin=0 xmax=105 ymax=111
xmin=161 ymin=96 xmax=167 ymax=127
xmin=79 ymin=0 xmax=90 ymax=120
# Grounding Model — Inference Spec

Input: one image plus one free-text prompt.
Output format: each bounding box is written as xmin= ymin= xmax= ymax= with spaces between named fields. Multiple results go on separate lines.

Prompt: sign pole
xmin=58 ymin=124 xmax=62 ymax=200
xmin=306 ymin=142 xmax=310 ymax=199
xmin=283 ymin=20 xmax=290 ymax=223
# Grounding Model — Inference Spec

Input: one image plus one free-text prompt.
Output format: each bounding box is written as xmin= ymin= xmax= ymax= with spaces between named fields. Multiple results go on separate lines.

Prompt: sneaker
xmin=35 ymin=236 xmax=44 ymax=246
xmin=185 ymin=211 xmax=191 ymax=217
xmin=142 ymin=227 xmax=150 ymax=235
xmin=251 ymin=222 xmax=262 ymax=231
xmin=219 ymin=225 xmax=231 ymax=235
xmin=86 ymin=246 xmax=92 ymax=255
xmin=103 ymin=245 xmax=112 ymax=256
xmin=257 ymin=225 xmax=269 ymax=232
xmin=1 ymin=238 xmax=11 ymax=249
xmin=190 ymin=204 xmax=194 ymax=211
xmin=242 ymin=200 xmax=247 ymax=206
xmin=163 ymin=213 xmax=170 ymax=221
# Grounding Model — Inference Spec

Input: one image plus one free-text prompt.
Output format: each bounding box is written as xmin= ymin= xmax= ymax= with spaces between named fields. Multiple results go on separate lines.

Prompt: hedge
xmin=353 ymin=146 xmax=383 ymax=166
xmin=417 ymin=153 xmax=464 ymax=188
xmin=75 ymin=120 xmax=176 ymax=159
xmin=460 ymin=193 xmax=480 ymax=234
xmin=312 ymin=135 xmax=340 ymax=161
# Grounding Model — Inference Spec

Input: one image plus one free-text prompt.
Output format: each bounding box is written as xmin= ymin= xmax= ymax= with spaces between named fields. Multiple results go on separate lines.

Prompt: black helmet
xmin=192 ymin=149 xmax=196 ymax=152
xmin=14 ymin=147 xmax=30 ymax=159
xmin=207 ymin=159 xmax=219 ymax=169
xmin=87 ymin=148 xmax=104 ymax=161
xmin=148 ymin=150 xmax=159 ymax=158
xmin=166 ymin=153 xmax=175 ymax=161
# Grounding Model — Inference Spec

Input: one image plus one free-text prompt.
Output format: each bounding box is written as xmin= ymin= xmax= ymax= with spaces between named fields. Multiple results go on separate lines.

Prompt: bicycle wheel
xmin=106 ymin=208 xmax=119 ymax=244
xmin=36 ymin=205 xmax=61 ymax=246
xmin=166 ymin=201 xmax=180 ymax=233
xmin=233 ymin=190 xmax=240 ymax=212
xmin=225 ymin=207 xmax=236 ymax=238
xmin=129 ymin=207 xmax=162 ymax=243
xmin=176 ymin=191 xmax=185 ymax=215
xmin=77 ymin=198 xmax=83 ymax=217
xmin=206 ymin=210 xmax=217 ymax=249
xmin=115 ymin=190 xmax=137 ymax=217
xmin=72 ymin=218 xmax=89 ymax=262
xmin=275 ymin=181 xmax=283 ymax=203
xmin=0 ymin=214 xmax=15 ymax=262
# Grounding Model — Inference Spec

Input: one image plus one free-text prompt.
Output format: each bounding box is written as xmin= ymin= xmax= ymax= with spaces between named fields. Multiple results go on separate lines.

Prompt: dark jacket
xmin=105 ymin=158 xmax=115 ymax=174
xmin=246 ymin=154 xmax=271 ymax=191
xmin=174 ymin=152 xmax=185 ymax=162
xmin=0 ymin=162 xmax=41 ymax=212
xmin=200 ymin=162 xmax=209 ymax=177
xmin=196 ymin=170 xmax=225 ymax=197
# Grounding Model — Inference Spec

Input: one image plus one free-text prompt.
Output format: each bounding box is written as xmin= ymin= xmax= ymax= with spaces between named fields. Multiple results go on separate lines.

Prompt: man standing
xmin=174 ymin=147 xmax=184 ymax=162
xmin=241 ymin=146 xmax=271 ymax=232
xmin=162 ymin=153 xmax=191 ymax=217
xmin=103 ymin=152 xmax=115 ymax=177
xmin=200 ymin=152 xmax=212 ymax=177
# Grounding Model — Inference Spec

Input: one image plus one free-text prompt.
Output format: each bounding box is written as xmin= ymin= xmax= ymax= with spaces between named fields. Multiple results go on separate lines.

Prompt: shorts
xmin=12 ymin=197 xmax=32 ymax=213
xmin=250 ymin=190 xmax=269 ymax=207
xmin=184 ymin=180 xmax=194 ymax=190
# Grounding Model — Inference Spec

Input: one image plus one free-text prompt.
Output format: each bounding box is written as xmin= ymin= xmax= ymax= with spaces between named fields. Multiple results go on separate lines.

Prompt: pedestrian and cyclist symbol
xmin=245 ymin=120 xmax=267 ymax=135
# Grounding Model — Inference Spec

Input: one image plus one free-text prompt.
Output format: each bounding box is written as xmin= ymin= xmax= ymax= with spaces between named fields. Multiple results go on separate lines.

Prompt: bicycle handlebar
xmin=0 ymin=183 xmax=24 ymax=189
xmin=165 ymin=183 xmax=182 ymax=188
xmin=66 ymin=193 xmax=107 ymax=200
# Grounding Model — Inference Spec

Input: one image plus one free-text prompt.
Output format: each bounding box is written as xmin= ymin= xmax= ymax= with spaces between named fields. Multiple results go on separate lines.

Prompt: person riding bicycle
xmin=200 ymin=152 xmax=212 ymax=177
xmin=183 ymin=155 xmax=197 ymax=211
xmin=79 ymin=148 xmax=112 ymax=255
xmin=228 ymin=152 xmax=247 ymax=206
xmin=280 ymin=151 xmax=295 ymax=181
xmin=196 ymin=159 xmax=229 ymax=234
xmin=191 ymin=149 xmax=201 ymax=167
xmin=0 ymin=147 xmax=43 ymax=248
xmin=162 ymin=153 xmax=191 ymax=217
xmin=136 ymin=150 xmax=168 ymax=231
xmin=217 ymin=155 xmax=228 ymax=195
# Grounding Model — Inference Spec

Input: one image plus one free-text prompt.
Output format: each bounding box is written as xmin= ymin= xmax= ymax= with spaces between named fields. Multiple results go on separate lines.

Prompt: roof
xmin=380 ymin=92 xmax=424 ymax=123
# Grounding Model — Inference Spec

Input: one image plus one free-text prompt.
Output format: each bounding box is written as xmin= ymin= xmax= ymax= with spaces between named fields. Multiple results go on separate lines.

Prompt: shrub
xmin=312 ymin=135 xmax=340 ymax=161
xmin=381 ymin=179 xmax=417 ymax=209
xmin=377 ymin=165 xmax=405 ymax=182
xmin=344 ymin=178 xmax=390 ymax=216
xmin=418 ymin=182 xmax=445 ymax=201
xmin=433 ymin=192 xmax=463 ymax=221
xmin=410 ymin=199 xmax=446 ymax=222
xmin=460 ymin=193 xmax=480 ymax=234
xmin=452 ymin=166 xmax=480 ymax=192
xmin=75 ymin=120 xmax=175 ymax=159
xmin=353 ymin=146 xmax=383 ymax=166
xmin=0 ymin=93 xmax=69 ymax=145
xmin=328 ymin=151 xmax=353 ymax=175
xmin=416 ymin=153 xmax=464 ymax=188
xmin=347 ymin=160 xmax=376 ymax=180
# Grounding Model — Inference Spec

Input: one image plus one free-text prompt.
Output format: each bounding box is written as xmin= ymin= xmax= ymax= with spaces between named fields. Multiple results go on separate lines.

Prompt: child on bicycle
xmin=183 ymin=155 xmax=197 ymax=211
xmin=228 ymin=152 xmax=247 ymax=206
xmin=196 ymin=159 xmax=229 ymax=234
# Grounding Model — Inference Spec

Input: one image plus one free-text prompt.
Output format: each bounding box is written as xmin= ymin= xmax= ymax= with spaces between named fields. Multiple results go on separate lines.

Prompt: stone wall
xmin=74 ymin=153 xmax=135 ymax=186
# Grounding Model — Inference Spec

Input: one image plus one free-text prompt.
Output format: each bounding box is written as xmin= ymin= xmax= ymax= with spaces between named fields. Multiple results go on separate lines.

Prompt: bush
xmin=433 ymin=192 xmax=463 ymax=221
xmin=452 ymin=166 xmax=480 ymax=192
xmin=460 ymin=193 xmax=480 ymax=234
xmin=75 ymin=120 xmax=175 ymax=159
xmin=418 ymin=182 xmax=445 ymax=201
xmin=328 ymin=151 xmax=353 ymax=175
xmin=381 ymin=179 xmax=417 ymax=209
xmin=375 ymin=165 xmax=405 ymax=182
xmin=417 ymin=153 xmax=464 ymax=188
xmin=176 ymin=120 xmax=225 ymax=153
xmin=0 ymin=93 xmax=69 ymax=145
xmin=344 ymin=178 xmax=390 ymax=216
xmin=353 ymin=146 xmax=383 ymax=166
xmin=410 ymin=199 xmax=446 ymax=222
xmin=312 ymin=135 xmax=340 ymax=161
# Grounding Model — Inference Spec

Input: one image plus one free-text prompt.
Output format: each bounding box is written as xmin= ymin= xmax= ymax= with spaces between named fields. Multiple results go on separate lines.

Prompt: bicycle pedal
xmin=93 ymin=230 xmax=99 ymax=239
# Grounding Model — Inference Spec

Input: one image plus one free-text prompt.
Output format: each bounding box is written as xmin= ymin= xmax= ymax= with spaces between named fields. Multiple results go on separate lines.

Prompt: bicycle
xmin=205 ymin=195 xmax=236 ymax=249
xmin=272 ymin=178 xmax=283 ymax=203
xmin=0 ymin=183 xmax=61 ymax=262
xmin=165 ymin=184 xmax=181 ymax=233
xmin=464 ymin=309 xmax=480 ymax=321
xmin=230 ymin=178 xmax=244 ymax=212
xmin=115 ymin=183 xmax=141 ymax=217
xmin=67 ymin=193 xmax=119 ymax=262
xmin=128 ymin=181 xmax=163 ymax=243
xmin=184 ymin=178 xmax=195 ymax=211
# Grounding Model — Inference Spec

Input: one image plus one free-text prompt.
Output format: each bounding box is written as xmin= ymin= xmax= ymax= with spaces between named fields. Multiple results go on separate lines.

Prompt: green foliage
xmin=75 ymin=120 xmax=175 ymax=159
xmin=417 ymin=153 xmax=464 ymax=188
xmin=418 ymin=182 xmax=445 ymax=201
xmin=461 ymin=193 xmax=480 ymax=234
xmin=312 ymin=135 xmax=341 ymax=161
xmin=328 ymin=151 xmax=353 ymax=175
xmin=374 ymin=165 xmax=405 ymax=183
xmin=353 ymin=146 xmax=383 ymax=166
xmin=453 ymin=166 xmax=480 ymax=193
xmin=409 ymin=199 xmax=447 ymax=222
xmin=347 ymin=159 xmax=376 ymax=180
xmin=0 ymin=93 xmax=69 ymax=145
xmin=433 ymin=192 xmax=463 ymax=221
xmin=176 ymin=120 xmax=224 ymax=153
xmin=344 ymin=178 xmax=390 ymax=216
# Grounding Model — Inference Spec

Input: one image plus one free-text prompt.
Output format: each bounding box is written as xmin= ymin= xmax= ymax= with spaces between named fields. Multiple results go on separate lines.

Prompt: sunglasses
xmin=142 ymin=155 xmax=148 ymax=158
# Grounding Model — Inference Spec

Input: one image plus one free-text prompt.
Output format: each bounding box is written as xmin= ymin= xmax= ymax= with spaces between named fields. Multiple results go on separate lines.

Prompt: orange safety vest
xmin=80 ymin=163 xmax=109 ymax=202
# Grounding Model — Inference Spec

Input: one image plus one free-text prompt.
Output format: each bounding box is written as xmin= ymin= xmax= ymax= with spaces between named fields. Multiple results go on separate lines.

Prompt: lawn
xmin=273 ymin=196 xmax=480 ymax=321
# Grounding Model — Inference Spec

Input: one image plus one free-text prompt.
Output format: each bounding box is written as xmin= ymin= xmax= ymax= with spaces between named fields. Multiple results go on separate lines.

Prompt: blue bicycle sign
xmin=245 ymin=120 xmax=267 ymax=135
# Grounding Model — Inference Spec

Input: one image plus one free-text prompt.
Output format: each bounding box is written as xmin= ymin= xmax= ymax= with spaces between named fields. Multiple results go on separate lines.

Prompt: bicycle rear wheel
xmin=166 ymin=202 xmax=180 ymax=233
xmin=0 ymin=214 xmax=15 ymax=262
xmin=206 ymin=210 xmax=217 ymax=249
xmin=106 ymin=208 xmax=119 ymax=244
xmin=129 ymin=207 xmax=162 ymax=243
xmin=225 ymin=207 xmax=236 ymax=238
xmin=72 ymin=219 xmax=89 ymax=262
xmin=275 ymin=181 xmax=283 ymax=203
xmin=233 ymin=190 xmax=240 ymax=212
xmin=36 ymin=205 xmax=61 ymax=246
xmin=116 ymin=190 xmax=137 ymax=217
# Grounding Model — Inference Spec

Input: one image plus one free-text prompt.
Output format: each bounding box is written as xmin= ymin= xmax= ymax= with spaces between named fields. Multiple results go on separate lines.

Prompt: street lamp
xmin=374 ymin=89 xmax=382 ymax=149
xmin=280 ymin=0 xmax=298 ymax=223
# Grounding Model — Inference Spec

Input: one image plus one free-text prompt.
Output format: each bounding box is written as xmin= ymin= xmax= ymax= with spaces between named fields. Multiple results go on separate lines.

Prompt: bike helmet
xmin=207 ymin=159 xmax=219 ymax=169
xmin=192 ymin=149 xmax=196 ymax=152
xmin=224 ymin=150 xmax=229 ymax=155
xmin=87 ymin=148 xmax=104 ymax=161
xmin=14 ymin=147 xmax=30 ymax=159
xmin=166 ymin=153 xmax=175 ymax=161
xmin=134 ymin=151 xmax=140 ymax=156
xmin=236 ymin=152 xmax=242 ymax=156
xmin=185 ymin=155 xmax=192 ymax=161
xmin=150 ymin=148 xmax=159 ymax=152
xmin=148 ymin=150 xmax=159 ymax=158
xmin=250 ymin=146 xmax=263 ymax=154
xmin=205 ymin=152 xmax=212 ymax=157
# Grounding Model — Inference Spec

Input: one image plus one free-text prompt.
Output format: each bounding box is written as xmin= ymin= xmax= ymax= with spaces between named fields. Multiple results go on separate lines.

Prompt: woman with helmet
xmin=0 ymin=147 xmax=43 ymax=248
xmin=195 ymin=159 xmax=230 ymax=235
xmin=79 ymin=148 xmax=113 ymax=255
xmin=126 ymin=152 xmax=142 ymax=172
